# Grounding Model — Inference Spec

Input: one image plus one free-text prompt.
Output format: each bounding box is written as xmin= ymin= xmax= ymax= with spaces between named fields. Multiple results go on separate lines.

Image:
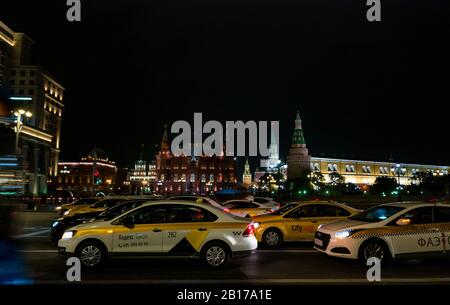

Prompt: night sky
xmin=1 ymin=0 xmax=449 ymax=174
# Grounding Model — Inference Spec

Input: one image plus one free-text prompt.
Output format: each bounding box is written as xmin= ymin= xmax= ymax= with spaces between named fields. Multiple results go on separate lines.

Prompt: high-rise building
xmin=0 ymin=20 xmax=64 ymax=194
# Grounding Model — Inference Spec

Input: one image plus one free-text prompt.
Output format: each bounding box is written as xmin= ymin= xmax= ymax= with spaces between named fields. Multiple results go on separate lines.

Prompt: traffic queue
xmin=51 ymin=195 xmax=450 ymax=268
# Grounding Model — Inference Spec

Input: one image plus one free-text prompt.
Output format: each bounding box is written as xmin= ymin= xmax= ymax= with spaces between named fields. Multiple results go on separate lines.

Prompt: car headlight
xmin=55 ymin=206 xmax=62 ymax=210
xmin=63 ymin=210 xmax=70 ymax=216
xmin=317 ymin=224 xmax=324 ymax=230
xmin=52 ymin=221 xmax=59 ymax=228
xmin=334 ymin=229 xmax=359 ymax=239
xmin=61 ymin=230 xmax=76 ymax=239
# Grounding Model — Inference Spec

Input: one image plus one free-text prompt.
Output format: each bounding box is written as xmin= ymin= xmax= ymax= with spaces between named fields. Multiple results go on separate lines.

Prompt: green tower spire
xmin=291 ymin=110 xmax=306 ymax=146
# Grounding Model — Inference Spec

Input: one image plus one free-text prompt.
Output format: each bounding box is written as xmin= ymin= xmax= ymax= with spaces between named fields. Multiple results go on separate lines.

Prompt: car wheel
xmin=359 ymin=240 xmax=391 ymax=264
xmin=75 ymin=240 xmax=107 ymax=268
xmin=201 ymin=242 xmax=230 ymax=268
xmin=262 ymin=228 xmax=283 ymax=247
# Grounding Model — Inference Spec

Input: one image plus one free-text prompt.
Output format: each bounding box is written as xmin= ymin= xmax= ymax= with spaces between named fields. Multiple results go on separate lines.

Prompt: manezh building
xmin=283 ymin=111 xmax=449 ymax=185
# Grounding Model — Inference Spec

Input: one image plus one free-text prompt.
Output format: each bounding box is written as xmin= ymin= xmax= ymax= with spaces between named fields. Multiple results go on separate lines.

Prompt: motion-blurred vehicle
xmin=58 ymin=201 xmax=257 ymax=268
xmin=314 ymin=202 xmax=450 ymax=263
xmin=55 ymin=197 xmax=100 ymax=216
xmin=223 ymin=200 xmax=277 ymax=218
xmin=250 ymin=197 xmax=282 ymax=209
xmin=167 ymin=196 xmax=224 ymax=209
xmin=50 ymin=199 xmax=150 ymax=241
xmin=253 ymin=201 xmax=360 ymax=247
xmin=61 ymin=196 xmax=155 ymax=218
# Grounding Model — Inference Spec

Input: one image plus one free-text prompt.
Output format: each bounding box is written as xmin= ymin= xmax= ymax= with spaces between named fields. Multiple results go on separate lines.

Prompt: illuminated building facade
xmin=283 ymin=111 xmax=450 ymax=186
xmin=56 ymin=154 xmax=117 ymax=194
xmin=242 ymin=158 xmax=252 ymax=188
xmin=0 ymin=20 xmax=65 ymax=193
xmin=154 ymin=126 xmax=237 ymax=195
xmin=309 ymin=158 xmax=449 ymax=186
xmin=129 ymin=145 xmax=157 ymax=194
xmin=0 ymin=117 xmax=53 ymax=195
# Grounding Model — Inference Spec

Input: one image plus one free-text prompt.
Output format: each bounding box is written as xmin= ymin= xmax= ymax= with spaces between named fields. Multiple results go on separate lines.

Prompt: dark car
xmin=49 ymin=199 xmax=152 ymax=242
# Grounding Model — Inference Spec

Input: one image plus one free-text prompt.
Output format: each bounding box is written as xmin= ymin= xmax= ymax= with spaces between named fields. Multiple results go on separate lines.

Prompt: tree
xmin=287 ymin=170 xmax=314 ymax=197
xmin=329 ymin=172 xmax=345 ymax=186
xmin=309 ymin=171 xmax=325 ymax=190
xmin=370 ymin=176 xmax=397 ymax=195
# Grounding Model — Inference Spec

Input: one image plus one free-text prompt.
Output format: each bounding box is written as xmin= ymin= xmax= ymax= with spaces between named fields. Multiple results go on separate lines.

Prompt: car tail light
xmin=243 ymin=224 xmax=255 ymax=237
xmin=223 ymin=208 xmax=230 ymax=213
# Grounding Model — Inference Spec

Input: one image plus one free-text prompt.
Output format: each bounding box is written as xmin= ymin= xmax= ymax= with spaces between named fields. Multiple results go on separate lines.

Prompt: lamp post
xmin=14 ymin=109 xmax=32 ymax=154
xmin=391 ymin=164 xmax=406 ymax=201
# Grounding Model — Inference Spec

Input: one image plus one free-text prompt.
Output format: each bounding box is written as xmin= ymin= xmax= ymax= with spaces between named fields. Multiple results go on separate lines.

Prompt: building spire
xmin=291 ymin=110 xmax=306 ymax=146
xmin=139 ymin=144 xmax=144 ymax=161
xmin=244 ymin=158 xmax=251 ymax=175
xmin=160 ymin=124 xmax=170 ymax=151
xmin=162 ymin=124 xmax=168 ymax=142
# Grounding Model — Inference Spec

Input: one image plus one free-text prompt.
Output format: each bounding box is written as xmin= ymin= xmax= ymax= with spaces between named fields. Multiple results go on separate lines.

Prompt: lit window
xmin=190 ymin=174 xmax=195 ymax=183
xmin=313 ymin=163 xmax=320 ymax=171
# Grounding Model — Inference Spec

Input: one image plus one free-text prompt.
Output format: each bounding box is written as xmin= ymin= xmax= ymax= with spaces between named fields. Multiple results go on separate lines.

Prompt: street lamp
xmin=13 ymin=109 xmax=32 ymax=154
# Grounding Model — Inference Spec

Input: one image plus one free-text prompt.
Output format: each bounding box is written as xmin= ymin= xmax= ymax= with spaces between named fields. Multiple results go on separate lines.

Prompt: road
xmin=11 ymin=211 xmax=450 ymax=284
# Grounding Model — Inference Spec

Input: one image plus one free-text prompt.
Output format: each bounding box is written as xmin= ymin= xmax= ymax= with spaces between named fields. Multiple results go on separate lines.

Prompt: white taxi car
xmin=58 ymin=201 xmax=257 ymax=268
xmin=314 ymin=202 xmax=450 ymax=262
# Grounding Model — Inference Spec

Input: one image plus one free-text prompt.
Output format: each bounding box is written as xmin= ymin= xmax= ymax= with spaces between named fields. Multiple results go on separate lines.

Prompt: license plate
xmin=314 ymin=238 xmax=323 ymax=247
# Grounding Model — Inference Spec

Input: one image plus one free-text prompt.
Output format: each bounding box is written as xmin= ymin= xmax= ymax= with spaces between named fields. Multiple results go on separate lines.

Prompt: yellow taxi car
xmin=253 ymin=201 xmax=360 ymax=247
xmin=58 ymin=201 xmax=258 ymax=268
xmin=61 ymin=197 xmax=130 ymax=218
xmin=55 ymin=197 xmax=100 ymax=216
xmin=314 ymin=202 xmax=450 ymax=263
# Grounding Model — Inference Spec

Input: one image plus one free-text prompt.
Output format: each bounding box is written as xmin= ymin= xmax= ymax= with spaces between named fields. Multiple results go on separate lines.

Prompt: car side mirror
xmin=396 ymin=218 xmax=411 ymax=226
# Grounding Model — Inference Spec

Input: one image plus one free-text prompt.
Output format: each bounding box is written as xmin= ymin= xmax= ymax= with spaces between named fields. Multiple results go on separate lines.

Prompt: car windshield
xmin=271 ymin=203 xmax=298 ymax=215
xmin=349 ymin=206 xmax=406 ymax=223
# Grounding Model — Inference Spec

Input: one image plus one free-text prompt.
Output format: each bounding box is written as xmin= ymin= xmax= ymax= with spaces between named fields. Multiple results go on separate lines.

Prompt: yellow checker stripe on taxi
xmin=352 ymin=224 xmax=450 ymax=239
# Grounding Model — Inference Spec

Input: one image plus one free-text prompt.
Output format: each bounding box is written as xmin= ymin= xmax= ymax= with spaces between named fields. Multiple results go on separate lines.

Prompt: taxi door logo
xmin=291 ymin=225 xmax=302 ymax=232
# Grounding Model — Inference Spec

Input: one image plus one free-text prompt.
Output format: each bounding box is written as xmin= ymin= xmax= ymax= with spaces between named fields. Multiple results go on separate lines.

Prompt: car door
xmin=434 ymin=207 xmax=450 ymax=255
xmin=312 ymin=204 xmax=352 ymax=233
xmin=112 ymin=205 xmax=168 ymax=254
xmin=162 ymin=205 xmax=218 ymax=255
xmin=388 ymin=207 xmax=443 ymax=256
xmin=282 ymin=204 xmax=319 ymax=241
